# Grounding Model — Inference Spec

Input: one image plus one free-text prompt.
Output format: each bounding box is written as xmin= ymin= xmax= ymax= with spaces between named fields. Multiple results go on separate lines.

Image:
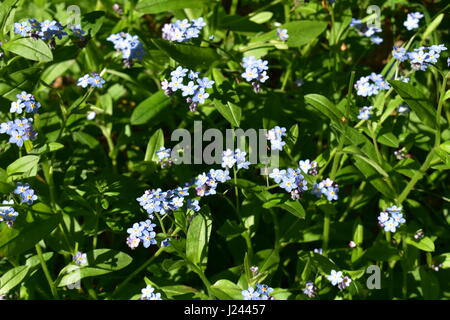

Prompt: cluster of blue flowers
xmin=377 ymin=205 xmax=406 ymax=233
xmin=349 ymin=18 xmax=383 ymax=44
xmin=14 ymin=183 xmax=38 ymax=205
xmin=137 ymin=188 xmax=191 ymax=217
xmin=0 ymin=91 xmax=40 ymax=147
xmin=14 ymin=19 xmax=66 ymax=40
xmin=77 ymin=73 xmax=106 ymax=88
xmin=266 ymin=126 xmax=286 ymax=151
xmin=161 ymin=18 xmax=206 ymax=42
xmin=195 ymin=169 xmax=231 ymax=197
xmin=392 ymin=45 xmax=447 ymax=71
xmin=403 ymin=12 xmax=423 ymax=31
xmin=327 ymin=270 xmax=352 ymax=290
xmin=156 ymin=147 xmax=173 ymax=168
xmin=242 ymin=284 xmax=274 ymax=300
xmin=127 ymin=148 xmax=253 ymax=246
xmin=0 ymin=183 xmax=38 ymax=227
xmin=126 ymin=219 xmax=157 ymax=249
xmin=0 ymin=200 xmax=18 ymax=227
xmin=221 ymin=149 xmax=251 ymax=170
xmin=141 ymin=285 xmax=163 ymax=300
xmin=106 ymin=32 xmax=145 ymax=67
xmin=354 ymin=73 xmax=390 ymax=97
xmin=161 ymin=66 xmax=214 ymax=111
xmin=357 ymin=105 xmax=374 ymax=120
xmin=269 ymin=159 xmax=330 ymax=201
xmin=241 ymin=56 xmax=269 ymax=92
xmin=14 ymin=19 xmax=87 ymax=48
xmin=311 ymin=178 xmax=339 ymax=202
xmin=9 ymin=91 xmax=41 ymax=115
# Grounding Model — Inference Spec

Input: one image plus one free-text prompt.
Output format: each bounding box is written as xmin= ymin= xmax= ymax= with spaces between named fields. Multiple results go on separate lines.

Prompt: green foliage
xmin=0 ymin=0 xmax=449 ymax=301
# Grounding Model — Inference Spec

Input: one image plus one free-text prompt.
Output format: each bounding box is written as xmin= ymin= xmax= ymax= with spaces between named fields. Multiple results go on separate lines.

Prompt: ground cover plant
xmin=0 ymin=0 xmax=449 ymax=300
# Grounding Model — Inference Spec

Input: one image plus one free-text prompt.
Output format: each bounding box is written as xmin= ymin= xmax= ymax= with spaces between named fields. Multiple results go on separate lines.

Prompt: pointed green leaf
xmin=3 ymin=38 xmax=53 ymax=62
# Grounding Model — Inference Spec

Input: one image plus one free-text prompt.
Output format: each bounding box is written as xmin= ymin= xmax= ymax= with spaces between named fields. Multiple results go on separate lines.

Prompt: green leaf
xmin=0 ymin=67 xmax=42 ymax=101
xmin=422 ymin=13 xmax=444 ymax=41
xmin=419 ymin=268 xmax=440 ymax=299
xmin=72 ymin=131 xmax=100 ymax=149
xmin=152 ymin=39 xmax=220 ymax=69
xmin=186 ymin=211 xmax=212 ymax=266
xmin=0 ymin=209 xmax=60 ymax=257
xmin=389 ymin=80 xmax=436 ymax=128
xmin=40 ymin=60 xmax=76 ymax=85
xmin=249 ymin=11 xmax=273 ymax=24
xmin=144 ymin=128 xmax=165 ymax=162
xmin=6 ymin=155 xmax=40 ymax=180
xmin=251 ymin=21 xmax=327 ymax=47
xmin=0 ymin=0 xmax=18 ymax=33
xmin=2 ymin=38 xmax=53 ymax=62
xmin=276 ymin=200 xmax=306 ymax=219
xmin=0 ymin=265 xmax=30 ymax=295
xmin=130 ymin=91 xmax=171 ymax=125
xmin=25 ymin=252 xmax=54 ymax=269
xmin=312 ymin=253 xmax=338 ymax=274
xmin=305 ymin=94 xmax=343 ymax=125
xmin=377 ymin=132 xmax=399 ymax=148
xmin=213 ymin=99 xmax=241 ymax=127
xmin=210 ymin=279 xmax=242 ymax=300
xmin=285 ymin=21 xmax=328 ymax=47
xmin=57 ymin=249 xmax=132 ymax=287
xmin=405 ymin=236 xmax=435 ymax=252
xmin=136 ymin=0 xmax=210 ymax=13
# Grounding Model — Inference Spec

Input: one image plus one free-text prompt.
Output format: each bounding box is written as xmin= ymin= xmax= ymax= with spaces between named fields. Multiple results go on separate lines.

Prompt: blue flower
xmin=141 ymin=285 xmax=163 ymax=300
xmin=280 ymin=176 xmax=297 ymax=192
xmin=127 ymin=222 xmax=144 ymax=238
xmin=21 ymin=189 xmax=38 ymax=205
xmin=14 ymin=21 xmax=31 ymax=36
xmin=77 ymin=73 xmax=105 ymax=88
xmin=197 ymin=77 xmax=214 ymax=89
xmin=276 ymin=28 xmax=289 ymax=41
xmin=162 ymin=17 xmax=206 ymax=42
xmin=241 ymin=287 xmax=261 ymax=300
xmin=327 ymin=270 xmax=343 ymax=286
xmin=392 ymin=46 xmax=408 ymax=61
xmin=269 ymin=168 xmax=286 ymax=184
xmin=140 ymin=230 xmax=157 ymax=248
xmin=182 ymin=81 xmax=199 ymax=96
xmin=89 ymin=74 xmax=105 ymax=88
xmin=73 ymin=251 xmax=87 ymax=265
xmin=161 ymin=238 xmax=171 ymax=247
xmin=10 ymin=101 xmax=25 ymax=114
xmin=357 ymin=106 xmax=374 ymax=120
xmin=8 ymin=130 xmax=27 ymax=147
xmin=107 ymin=32 xmax=145 ymax=65
xmin=0 ymin=200 xmax=19 ymax=226
xmin=256 ymin=284 xmax=274 ymax=297
xmin=171 ymin=66 xmax=188 ymax=78
xmin=192 ymin=88 xmax=209 ymax=104
xmin=404 ymin=12 xmax=423 ymax=31
xmin=266 ymin=126 xmax=286 ymax=151
xmin=240 ymin=56 xmax=270 ymax=90
xmin=187 ymin=199 xmax=201 ymax=212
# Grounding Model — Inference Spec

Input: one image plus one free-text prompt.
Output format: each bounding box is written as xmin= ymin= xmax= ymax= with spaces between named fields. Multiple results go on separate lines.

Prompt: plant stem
xmin=434 ymin=72 xmax=448 ymax=148
xmin=397 ymin=149 xmax=435 ymax=204
xmin=35 ymin=244 xmax=60 ymax=299
xmin=322 ymin=211 xmax=330 ymax=254
xmin=112 ymin=227 xmax=181 ymax=298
